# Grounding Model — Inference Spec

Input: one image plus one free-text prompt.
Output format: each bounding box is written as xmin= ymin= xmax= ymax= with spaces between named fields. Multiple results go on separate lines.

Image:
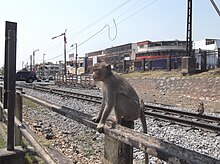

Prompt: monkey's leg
xmin=114 ymin=108 xmax=123 ymax=124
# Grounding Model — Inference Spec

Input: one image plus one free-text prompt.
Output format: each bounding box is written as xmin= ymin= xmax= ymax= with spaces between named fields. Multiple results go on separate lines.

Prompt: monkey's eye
xmin=93 ymin=68 xmax=100 ymax=72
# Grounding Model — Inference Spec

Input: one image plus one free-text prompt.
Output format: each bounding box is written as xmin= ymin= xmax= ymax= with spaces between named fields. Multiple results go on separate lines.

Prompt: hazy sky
xmin=0 ymin=0 xmax=220 ymax=70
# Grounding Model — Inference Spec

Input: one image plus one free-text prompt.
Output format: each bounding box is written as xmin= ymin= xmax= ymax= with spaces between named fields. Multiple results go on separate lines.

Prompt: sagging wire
xmin=107 ymin=19 xmax=118 ymax=41
xmin=67 ymin=19 xmax=118 ymax=53
xmin=80 ymin=19 xmax=117 ymax=45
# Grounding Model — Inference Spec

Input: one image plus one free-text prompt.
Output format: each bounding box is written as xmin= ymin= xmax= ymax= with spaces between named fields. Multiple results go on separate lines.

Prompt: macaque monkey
xmin=197 ymin=102 xmax=204 ymax=115
xmin=92 ymin=62 xmax=147 ymax=133
xmin=92 ymin=62 xmax=148 ymax=163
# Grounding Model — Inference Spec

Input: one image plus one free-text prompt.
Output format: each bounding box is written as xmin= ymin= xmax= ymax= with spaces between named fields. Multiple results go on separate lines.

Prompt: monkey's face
xmin=92 ymin=68 xmax=103 ymax=82
xmin=92 ymin=63 xmax=112 ymax=82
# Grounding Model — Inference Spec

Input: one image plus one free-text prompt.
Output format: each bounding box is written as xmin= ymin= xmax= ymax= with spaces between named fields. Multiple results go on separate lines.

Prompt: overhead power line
xmin=117 ymin=0 xmax=158 ymax=25
xmin=38 ymin=0 xmax=158 ymax=62
xmin=36 ymin=0 xmax=132 ymax=62
xmin=67 ymin=0 xmax=159 ymax=52
xmin=68 ymin=0 xmax=131 ymax=42
xmin=67 ymin=19 xmax=118 ymax=53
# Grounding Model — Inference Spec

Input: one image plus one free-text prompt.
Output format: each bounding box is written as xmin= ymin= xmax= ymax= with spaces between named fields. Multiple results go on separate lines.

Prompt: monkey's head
xmin=92 ymin=63 xmax=112 ymax=82
xmin=199 ymin=102 xmax=204 ymax=106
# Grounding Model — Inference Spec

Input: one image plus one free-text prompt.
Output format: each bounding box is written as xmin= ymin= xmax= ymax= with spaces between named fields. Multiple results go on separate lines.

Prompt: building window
xmin=206 ymin=40 xmax=215 ymax=45
xmin=139 ymin=45 xmax=144 ymax=48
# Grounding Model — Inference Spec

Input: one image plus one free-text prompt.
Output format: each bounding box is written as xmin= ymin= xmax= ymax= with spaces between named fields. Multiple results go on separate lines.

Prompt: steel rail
xmin=51 ymin=89 xmax=101 ymax=104
xmin=144 ymin=110 xmax=220 ymax=132
xmin=51 ymin=87 xmax=102 ymax=100
xmin=144 ymin=103 xmax=220 ymax=122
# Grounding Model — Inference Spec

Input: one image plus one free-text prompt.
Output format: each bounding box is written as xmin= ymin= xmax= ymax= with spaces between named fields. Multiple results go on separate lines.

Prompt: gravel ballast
xmin=22 ymin=86 xmax=220 ymax=163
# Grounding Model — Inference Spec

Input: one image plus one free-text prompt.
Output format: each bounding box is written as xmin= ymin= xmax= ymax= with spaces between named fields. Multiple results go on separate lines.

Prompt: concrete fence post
xmin=103 ymin=120 xmax=134 ymax=164
xmin=78 ymin=75 xmax=81 ymax=84
xmin=15 ymin=88 xmax=22 ymax=146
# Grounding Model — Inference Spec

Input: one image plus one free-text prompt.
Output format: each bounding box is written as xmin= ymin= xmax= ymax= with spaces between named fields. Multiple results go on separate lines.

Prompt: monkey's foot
xmin=91 ymin=116 xmax=100 ymax=123
xmin=97 ymin=123 xmax=104 ymax=133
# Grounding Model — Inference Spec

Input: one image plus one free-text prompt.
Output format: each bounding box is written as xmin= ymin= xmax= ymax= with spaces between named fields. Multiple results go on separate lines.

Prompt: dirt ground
xmin=124 ymin=69 xmax=220 ymax=114
xmin=137 ymin=87 xmax=220 ymax=114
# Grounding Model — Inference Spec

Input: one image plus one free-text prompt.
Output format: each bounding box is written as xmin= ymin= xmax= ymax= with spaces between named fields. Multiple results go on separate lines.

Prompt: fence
xmin=0 ymin=86 xmax=219 ymax=164
xmin=195 ymin=50 xmax=220 ymax=70
xmin=0 ymin=86 xmax=56 ymax=163
xmin=55 ymin=73 xmax=95 ymax=87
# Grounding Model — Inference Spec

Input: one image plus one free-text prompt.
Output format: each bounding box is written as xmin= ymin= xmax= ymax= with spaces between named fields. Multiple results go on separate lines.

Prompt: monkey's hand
xmin=92 ymin=116 xmax=100 ymax=123
xmin=97 ymin=123 xmax=104 ymax=133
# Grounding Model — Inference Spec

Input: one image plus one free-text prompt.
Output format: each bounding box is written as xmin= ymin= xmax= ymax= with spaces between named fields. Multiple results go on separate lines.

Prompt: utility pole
xmin=182 ymin=0 xmax=196 ymax=75
xmin=43 ymin=53 xmax=45 ymax=65
xmin=71 ymin=43 xmax=78 ymax=82
xmin=52 ymin=29 xmax=67 ymax=77
xmin=30 ymin=55 xmax=32 ymax=71
xmin=43 ymin=53 xmax=45 ymax=77
xmin=186 ymin=0 xmax=193 ymax=57
xmin=33 ymin=49 xmax=39 ymax=73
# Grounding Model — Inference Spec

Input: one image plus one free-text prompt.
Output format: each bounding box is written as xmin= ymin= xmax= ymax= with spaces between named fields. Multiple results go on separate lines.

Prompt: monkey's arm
xmin=92 ymin=93 xmax=106 ymax=123
xmin=97 ymin=104 xmax=114 ymax=132
xmin=97 ymin=90 xmax=116 ymax=131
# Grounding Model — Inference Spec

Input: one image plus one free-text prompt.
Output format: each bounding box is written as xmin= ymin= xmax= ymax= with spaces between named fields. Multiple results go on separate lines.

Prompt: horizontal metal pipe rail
xmin=17 ymin=91 xmax=219 ymax=164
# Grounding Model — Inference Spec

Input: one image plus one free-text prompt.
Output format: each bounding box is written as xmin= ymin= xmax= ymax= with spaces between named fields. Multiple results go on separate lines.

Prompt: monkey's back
xmin=107 ymin=73 xmax=140 ymax=104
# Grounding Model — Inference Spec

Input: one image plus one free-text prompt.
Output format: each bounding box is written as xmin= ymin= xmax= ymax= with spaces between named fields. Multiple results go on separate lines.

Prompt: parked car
xmin=0 ymin=75 xmax=4 ymax=80
xmin=16 ymin=71 xmax=38 ymax=83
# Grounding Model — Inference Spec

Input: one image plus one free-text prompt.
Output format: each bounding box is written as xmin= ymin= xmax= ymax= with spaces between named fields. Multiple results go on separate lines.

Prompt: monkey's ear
xmin=106 ymin=64 xmax=111 ymax=71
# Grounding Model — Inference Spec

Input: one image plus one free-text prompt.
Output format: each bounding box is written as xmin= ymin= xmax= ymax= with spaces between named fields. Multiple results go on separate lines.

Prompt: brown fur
xmin=92 ymin=63 xmax=148 ymax=163
xmin=92 ymin=62 xmax=147 ymax=133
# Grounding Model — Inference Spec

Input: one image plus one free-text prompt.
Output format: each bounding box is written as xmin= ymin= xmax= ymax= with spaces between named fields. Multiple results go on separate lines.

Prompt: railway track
xmin=18 ymin=83 xmax=220 ymax=133
xmin=144 ymin=103 xmax=220 ymax=132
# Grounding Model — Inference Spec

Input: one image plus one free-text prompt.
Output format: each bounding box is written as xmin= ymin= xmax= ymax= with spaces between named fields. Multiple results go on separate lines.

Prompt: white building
xmin=193 ymin=39 xmax=220 ymax=68
xmin=193 ymin=39 xmax=220 ymax=51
